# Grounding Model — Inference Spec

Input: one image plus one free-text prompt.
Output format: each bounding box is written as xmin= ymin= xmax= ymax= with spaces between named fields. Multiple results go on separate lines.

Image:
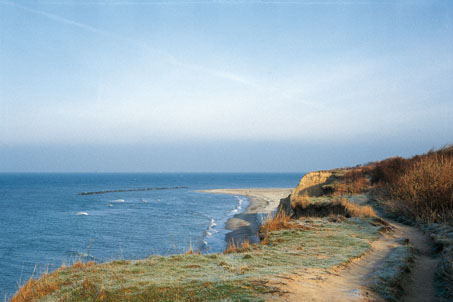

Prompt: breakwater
xmin=79 ymin=186 xmax=188 ymax=195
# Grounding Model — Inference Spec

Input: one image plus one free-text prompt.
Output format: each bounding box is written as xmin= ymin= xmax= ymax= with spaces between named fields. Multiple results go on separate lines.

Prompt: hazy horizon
xmin=1 ymin=0 xmax=452 ymax=172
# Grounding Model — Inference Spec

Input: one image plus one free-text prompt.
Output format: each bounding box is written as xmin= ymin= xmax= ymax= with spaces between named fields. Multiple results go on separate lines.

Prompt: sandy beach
xmin=199 ymin=188 xmax=292 ymax=245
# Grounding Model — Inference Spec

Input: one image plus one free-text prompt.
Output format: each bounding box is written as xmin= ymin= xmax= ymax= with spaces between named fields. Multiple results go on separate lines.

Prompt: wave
xmin=75 ymin=212 xmax=88 ymax=216
xmin=201 ymin=196 xmax=249 ymax=251
xmin=207 ymin=218 xmax=217 ymax=235
xmin=203 ymin=218 xmax=218 ymax=238
xmin=112 ymin=199 xmax=125 ymax=203
xmin=68 ymin=251 xmax=97 ymax=261
xmin=200 ymin=218 xmax=219 ymax=250
xmin=228 ymin=196 xmax=245 ymax=215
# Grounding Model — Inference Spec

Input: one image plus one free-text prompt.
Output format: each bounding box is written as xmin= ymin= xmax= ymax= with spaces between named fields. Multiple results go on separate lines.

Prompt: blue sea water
xmin=0 ymin=173 xmax=302 ymax=298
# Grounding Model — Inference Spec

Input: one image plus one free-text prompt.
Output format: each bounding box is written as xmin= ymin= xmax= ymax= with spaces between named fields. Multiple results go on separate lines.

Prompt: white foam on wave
xmin=203 ymin=218 xmax=218 ymax=238
xmin=209 ymin=218 xmax=217 ymax=228
xmin=229 ymin=196 xmax=245 ymax=215
xmin=75 ymin=212 xmax=88 ymax=216
xmin=69 ymin=251 xmax=96 ymax=261
xmin=112 ymin=199 xmax=125 ymax=203
xmin=200 ymin=217 xmax=220 ymax=251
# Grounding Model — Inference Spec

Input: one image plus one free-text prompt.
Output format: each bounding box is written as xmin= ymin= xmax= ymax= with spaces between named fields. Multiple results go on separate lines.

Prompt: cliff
xmin=278 ymin=170 xmax=344 ymax=215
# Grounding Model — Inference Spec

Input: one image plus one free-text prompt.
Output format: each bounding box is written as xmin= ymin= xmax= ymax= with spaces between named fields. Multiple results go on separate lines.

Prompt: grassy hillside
xmin=12 ymin=198 xmax=382 ymax=302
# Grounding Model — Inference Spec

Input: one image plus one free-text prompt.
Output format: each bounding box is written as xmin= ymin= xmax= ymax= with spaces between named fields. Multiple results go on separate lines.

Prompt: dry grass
xmin=339 ymin=198 xmax=376 ymax=218
xmin=388 ymin=152 xmax=453 ymax=223
xmin=260 ymin=211 xmax=294 ymax=235
xmin=344 ymin=168 xmax=369 ymax=193
xmin=290 ymin=197 xmax=375 ymax=219
xmin=366 ymin=145 xmax=453 ymax=223
xmin=333 ymin=168 xmax=370 ymax=195
xmin=11 ymin=269 xmax=62 ymax=302
xmin=291 ymin=192 xmax=311 ymax=209
xmin=367 ymin=156 xmax=408 ymax=185
xmin=184 ymin=242 xmax=201 ymax=255
xmin=223 ymin=239 xmax=251 ymax=254
xmin=11 ymin=261 xmax=97 ymax=302
xmin=258 ymin=210 xmax=314 ymax=242
xmin=71 ymin=260 xmax=96 ymax=269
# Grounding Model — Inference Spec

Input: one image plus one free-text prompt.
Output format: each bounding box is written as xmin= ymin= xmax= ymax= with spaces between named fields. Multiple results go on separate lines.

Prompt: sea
xmin=0 ymin=173 xmax=302 ymax=298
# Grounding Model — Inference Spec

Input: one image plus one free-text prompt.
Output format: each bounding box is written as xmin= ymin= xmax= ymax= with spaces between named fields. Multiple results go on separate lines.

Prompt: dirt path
xmin=268 ymin=219 xmax=439 ymax=302
xmin=397 ymin=222 xmax=439 ymax=302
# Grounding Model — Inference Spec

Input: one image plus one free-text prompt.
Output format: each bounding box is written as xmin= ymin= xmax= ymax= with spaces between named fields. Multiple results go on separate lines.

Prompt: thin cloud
xmin=3 ymin=1 xmax=259 ymax=88
xmin=3 ymin=0 xmax=325 ymax=110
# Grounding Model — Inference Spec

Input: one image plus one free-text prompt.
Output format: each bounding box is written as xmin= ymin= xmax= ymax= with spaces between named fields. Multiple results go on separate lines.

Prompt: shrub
xmin=333 ymin=168 xmax=370 ymax=195
xmin=388 ymin=152 xmax=453 ymax=223
xmin=369 ymin=156 xmax=408 ymax=184
xmin=344 ymin=169 xmax=370 ymax=193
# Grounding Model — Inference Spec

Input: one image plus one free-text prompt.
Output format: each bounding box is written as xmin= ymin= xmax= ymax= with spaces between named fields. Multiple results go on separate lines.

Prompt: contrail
xmin=2 ymin=1 xmax=254 ymax=86
xmin=2 ymin=0 xmax=324 ymax=110
xmin=3 ymin=1 xmax=176 ymax=60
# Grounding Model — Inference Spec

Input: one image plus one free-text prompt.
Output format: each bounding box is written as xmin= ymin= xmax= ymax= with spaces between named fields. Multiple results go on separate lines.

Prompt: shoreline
xmin=199 ymin=188 xmax=292 ymax=245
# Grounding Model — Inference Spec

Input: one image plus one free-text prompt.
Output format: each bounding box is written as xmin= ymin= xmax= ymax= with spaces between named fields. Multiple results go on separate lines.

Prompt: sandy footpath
xmin=266 ymin=217 xmax=439 ymax=302
xmin=199 ymin=188 xmax=292 ymax=245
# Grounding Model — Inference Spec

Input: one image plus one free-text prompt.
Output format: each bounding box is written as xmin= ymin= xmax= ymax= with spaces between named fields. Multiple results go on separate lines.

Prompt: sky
xmin=0 ymin=0 xmax=452 ymax=172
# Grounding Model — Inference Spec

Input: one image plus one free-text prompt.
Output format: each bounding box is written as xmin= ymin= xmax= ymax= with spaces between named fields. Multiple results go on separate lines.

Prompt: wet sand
xmin=199 ymin=188 xmax=292 ymax=245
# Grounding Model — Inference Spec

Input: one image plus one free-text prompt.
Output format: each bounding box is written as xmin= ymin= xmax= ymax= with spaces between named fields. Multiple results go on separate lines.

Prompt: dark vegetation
xmin=317 ymin=145 xmax=453 ymax=225
xmin=364 ymin=145 xmax=453 ymax=224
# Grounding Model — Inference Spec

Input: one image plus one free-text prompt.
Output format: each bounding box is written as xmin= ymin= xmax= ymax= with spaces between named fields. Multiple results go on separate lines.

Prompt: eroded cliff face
xmin=291 ymin=171 xmax=339 ymax=198
xmin=277 ymin=170 xmax=343 ymax=215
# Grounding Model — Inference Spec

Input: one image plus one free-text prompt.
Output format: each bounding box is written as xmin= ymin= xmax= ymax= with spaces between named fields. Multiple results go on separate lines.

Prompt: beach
xmin=199 ymin=188 xmax=292 ymax=245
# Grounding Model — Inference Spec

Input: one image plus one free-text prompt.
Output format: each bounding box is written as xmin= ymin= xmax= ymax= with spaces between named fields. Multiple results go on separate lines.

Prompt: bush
xmin=389 ymin=152 xmax=453 ymax=223
xmin=369 ymin=156 xmax=408 ymax=184
xmin=336 ymin=168 xmax=370 ymax=194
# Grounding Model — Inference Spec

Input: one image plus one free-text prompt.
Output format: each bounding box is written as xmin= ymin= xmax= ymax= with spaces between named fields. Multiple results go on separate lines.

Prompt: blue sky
xmin=0 ymin=0 xmax=452 ymax=172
